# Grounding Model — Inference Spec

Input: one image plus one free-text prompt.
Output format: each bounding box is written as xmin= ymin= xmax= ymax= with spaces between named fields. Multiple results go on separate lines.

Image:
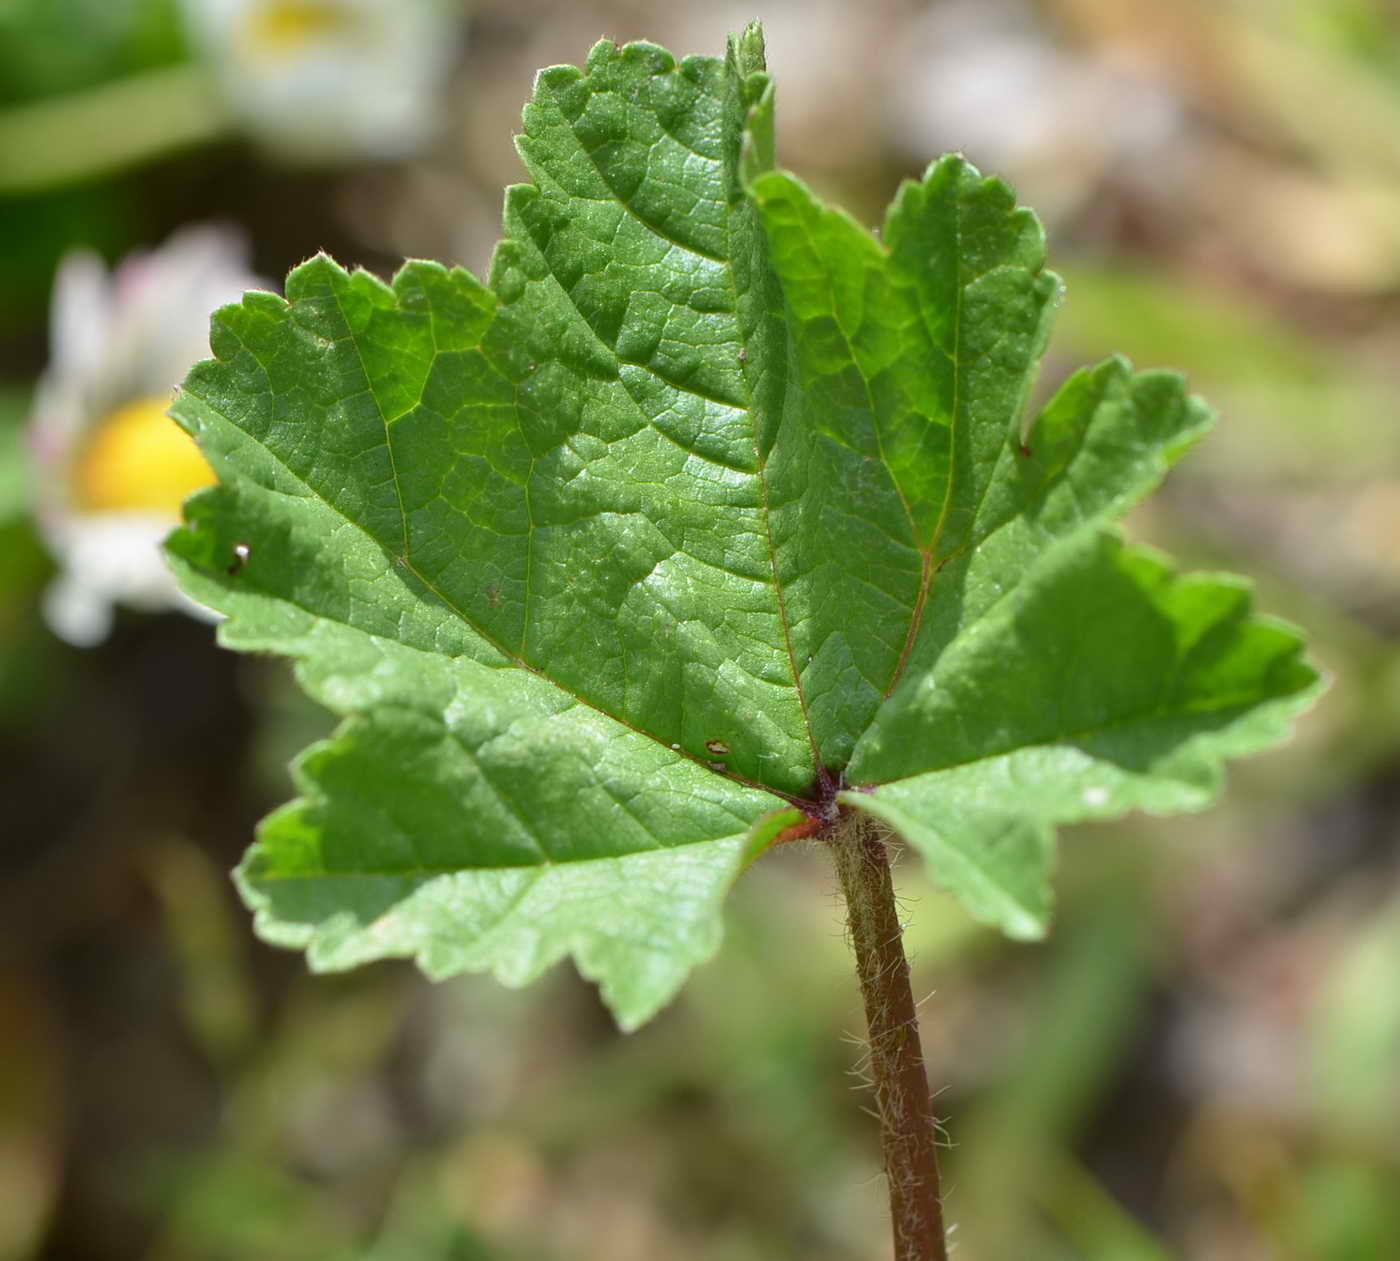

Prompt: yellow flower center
xmin=242 ymin=0 xmax=355 ymax=57
xmin=74 ymin=395 xmax=214 ymax=515
xmin=239 ymin=0 xmax=352 ymax=56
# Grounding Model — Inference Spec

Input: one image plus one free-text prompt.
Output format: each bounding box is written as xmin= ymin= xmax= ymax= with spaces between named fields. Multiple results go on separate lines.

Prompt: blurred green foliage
xmin=0 ymin=0 xmax=186 ymax=107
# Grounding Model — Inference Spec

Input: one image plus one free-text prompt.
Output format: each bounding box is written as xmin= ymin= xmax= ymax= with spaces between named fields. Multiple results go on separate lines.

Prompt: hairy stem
xmin=829 ymin=808 xmax=947 ymax=1261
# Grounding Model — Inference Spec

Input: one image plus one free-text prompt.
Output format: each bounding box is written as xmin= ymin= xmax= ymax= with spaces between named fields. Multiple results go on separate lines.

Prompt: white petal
xmin=41 ymin=513 xmax=220 ymax=645
xmin=48 ymin=250 xmax=114 ymax=382
xmin=42 ymin=572 xmax=114 ymax=647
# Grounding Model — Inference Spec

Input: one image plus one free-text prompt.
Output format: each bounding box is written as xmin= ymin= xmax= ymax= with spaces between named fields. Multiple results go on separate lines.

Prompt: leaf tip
xmin=1004 ymin=915 xmax=1050 ymax=943
xmin=534 ymin=60 xmax=585 ymax=94
xmin=729 ymin=21 xmax=767 ymax=77
xmin=618 ymin=39 xmax=677 ymax=76
xmin=284 ymin=250 xmax=348 ymax=303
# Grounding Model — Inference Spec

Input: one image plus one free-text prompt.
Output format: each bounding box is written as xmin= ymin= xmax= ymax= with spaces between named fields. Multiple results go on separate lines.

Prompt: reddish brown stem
xmin=829 ymin=808 xmax=948 ymax=1261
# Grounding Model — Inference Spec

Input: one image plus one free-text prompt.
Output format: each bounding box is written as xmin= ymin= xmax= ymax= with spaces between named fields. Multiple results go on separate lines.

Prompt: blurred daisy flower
xmin=177 ymin=0 xmax=464 ymax=163
xmin=29 ymin=227 xmax=269 ymax=647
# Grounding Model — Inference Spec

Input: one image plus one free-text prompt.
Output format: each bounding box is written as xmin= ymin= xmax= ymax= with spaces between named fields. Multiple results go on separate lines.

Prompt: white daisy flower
xmin=29 ymin=227 xmax=270 ymax=647
xmin=177 ymin=0 xmax=464 ymax=163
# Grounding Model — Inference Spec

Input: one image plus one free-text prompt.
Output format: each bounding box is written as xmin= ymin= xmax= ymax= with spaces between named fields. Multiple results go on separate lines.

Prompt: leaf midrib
xmin=545 ymin=58 xmax=834 ymax=783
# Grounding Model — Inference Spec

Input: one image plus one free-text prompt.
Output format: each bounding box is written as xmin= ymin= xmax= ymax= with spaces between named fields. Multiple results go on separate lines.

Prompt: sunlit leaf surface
xmin=167 ymin=25 xmax=1319 ymax=1028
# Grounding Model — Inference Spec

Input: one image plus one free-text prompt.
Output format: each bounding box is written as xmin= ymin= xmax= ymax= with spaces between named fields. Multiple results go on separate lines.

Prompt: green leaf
xmin=166 ymin=24 xmax=1321 ymax=1028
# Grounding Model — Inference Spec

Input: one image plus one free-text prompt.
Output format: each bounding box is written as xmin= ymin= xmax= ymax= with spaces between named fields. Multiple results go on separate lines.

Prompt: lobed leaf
xmin=167 ymin=24 xmax=1321 ymax=1027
